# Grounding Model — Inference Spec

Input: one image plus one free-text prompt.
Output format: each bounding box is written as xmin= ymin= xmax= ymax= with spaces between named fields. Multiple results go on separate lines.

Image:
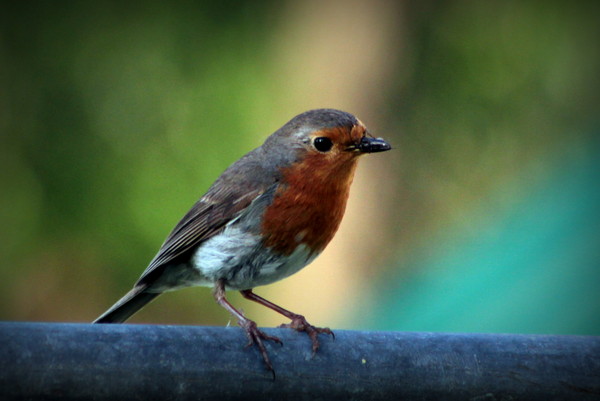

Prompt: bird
xmin=94 ymin=108 xmax=391 ymax=375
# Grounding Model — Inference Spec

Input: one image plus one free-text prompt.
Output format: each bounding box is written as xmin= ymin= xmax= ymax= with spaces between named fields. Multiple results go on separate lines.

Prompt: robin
xmin=94 ymin=108 xmax=391 ymax=375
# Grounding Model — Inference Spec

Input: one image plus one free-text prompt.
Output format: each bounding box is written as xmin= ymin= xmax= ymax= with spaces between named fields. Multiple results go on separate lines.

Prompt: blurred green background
xmin=1 ymin=1 xmax=598 ymax=335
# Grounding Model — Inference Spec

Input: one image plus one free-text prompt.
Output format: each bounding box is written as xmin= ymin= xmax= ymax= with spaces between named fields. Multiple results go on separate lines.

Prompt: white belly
xmin=191 ymin=225 xmax=318 ymax=290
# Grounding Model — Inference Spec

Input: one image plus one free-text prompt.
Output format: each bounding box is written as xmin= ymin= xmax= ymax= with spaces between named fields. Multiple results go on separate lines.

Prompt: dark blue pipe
xmin=1 ymin=322 xmax=599 ymax=400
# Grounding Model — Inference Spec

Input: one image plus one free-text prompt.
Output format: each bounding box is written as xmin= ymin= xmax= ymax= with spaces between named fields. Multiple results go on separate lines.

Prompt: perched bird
xmin=94 ymin=108 xmax=391 ymax=374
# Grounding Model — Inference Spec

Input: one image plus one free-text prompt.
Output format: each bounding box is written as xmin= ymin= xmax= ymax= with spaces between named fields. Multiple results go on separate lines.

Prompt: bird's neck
xmin=260 ymin=153 xmax=360 ymax=256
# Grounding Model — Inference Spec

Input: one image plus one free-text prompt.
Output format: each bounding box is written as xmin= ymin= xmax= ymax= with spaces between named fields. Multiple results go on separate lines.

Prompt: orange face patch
xmin=260 ymin=124 xmax=367 ymax=255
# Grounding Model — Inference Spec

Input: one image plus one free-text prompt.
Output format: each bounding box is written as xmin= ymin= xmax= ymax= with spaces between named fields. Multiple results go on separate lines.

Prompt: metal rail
xmin=1 ymin=322 xmax=599 ymax=400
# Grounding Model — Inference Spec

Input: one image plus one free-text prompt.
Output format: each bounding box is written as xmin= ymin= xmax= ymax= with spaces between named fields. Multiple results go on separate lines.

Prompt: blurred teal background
xmin=1 ymin=1 xmax=598 ymax=335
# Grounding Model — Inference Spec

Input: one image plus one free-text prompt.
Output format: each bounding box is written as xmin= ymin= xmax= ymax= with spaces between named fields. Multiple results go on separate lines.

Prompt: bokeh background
xmin=1 ymin=1 xmax=598 ymax=335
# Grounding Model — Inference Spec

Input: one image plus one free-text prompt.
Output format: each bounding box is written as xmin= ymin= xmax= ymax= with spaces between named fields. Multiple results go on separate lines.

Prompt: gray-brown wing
xmin=137 ymin=187 xmax=264 ymax=284
xmin=135 ymin=143 xmax=281 ymax=284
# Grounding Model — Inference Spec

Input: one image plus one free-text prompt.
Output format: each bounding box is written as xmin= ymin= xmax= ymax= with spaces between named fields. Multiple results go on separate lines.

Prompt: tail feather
xmin=93 ymin=286 xmax=160 ymax=324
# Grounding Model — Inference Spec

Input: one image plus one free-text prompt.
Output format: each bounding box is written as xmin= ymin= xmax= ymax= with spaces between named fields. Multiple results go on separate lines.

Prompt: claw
xmin=214 ymin=281 xmax=281 ymax=378
xmin=239 ymin=289 xmax=334 ymax=359
xmin=239 ymin=319 xmax=281 ymax=378
xmin=279 ymin=315 xmax=334 ymax=355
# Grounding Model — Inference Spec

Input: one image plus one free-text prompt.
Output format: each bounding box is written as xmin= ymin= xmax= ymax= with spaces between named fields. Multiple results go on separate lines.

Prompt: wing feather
xmin=138 ymin=188 xmax=264 ymax=283
xmin=135 ymin=145 xmax=281 ymax=285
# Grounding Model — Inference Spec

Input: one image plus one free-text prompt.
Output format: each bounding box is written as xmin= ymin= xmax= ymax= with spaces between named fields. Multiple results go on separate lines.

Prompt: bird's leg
xmin=240 ymin=289 xmax=334 ymax=355
xmin=213 ymin=280 xmax=282 ymax=377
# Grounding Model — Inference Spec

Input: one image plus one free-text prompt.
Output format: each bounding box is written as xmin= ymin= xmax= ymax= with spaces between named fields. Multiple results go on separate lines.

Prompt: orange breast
xmin=261 ymin=150 xmax=360 ymax=256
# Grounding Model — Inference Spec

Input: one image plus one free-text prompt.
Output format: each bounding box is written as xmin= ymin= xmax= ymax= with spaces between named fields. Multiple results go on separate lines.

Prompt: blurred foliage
xmin=360 ymin=1 xmax=600 ymax=335
xmin=0 ymin=0 xmax=281 ymax=322
xmin=1 ymin=1 xmax=598 ymax=335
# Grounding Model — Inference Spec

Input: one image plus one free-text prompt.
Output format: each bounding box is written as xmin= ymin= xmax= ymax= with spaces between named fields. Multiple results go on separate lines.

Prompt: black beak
xmin=355 ymin=136 xmax=392 ymax=153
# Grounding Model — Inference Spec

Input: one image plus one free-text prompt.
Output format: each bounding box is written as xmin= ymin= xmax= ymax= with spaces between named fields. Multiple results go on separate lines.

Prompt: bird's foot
xmin=279 ymin=314 xmax=334 ymax=355
xmin=239 ymin=319 xmax=282 ymax=378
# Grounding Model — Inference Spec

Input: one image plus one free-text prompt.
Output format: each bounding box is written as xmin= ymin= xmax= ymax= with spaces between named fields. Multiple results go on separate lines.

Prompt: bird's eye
xmin=313 ymin=137 xmax=333 ymax=152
